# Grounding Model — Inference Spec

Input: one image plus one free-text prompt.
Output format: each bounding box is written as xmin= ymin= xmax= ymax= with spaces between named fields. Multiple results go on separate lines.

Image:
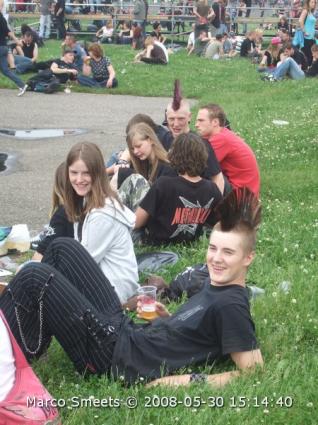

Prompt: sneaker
xmin=17 ymin=84 xmax=28 ymax=97
xmin=261 ymin=73 xmax=277 ymax=82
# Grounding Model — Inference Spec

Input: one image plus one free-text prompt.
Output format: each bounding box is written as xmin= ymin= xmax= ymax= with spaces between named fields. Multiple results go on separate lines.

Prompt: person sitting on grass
xmin=132 ymin=22 xmax=144 ymax=49
xmin=164 ymin=80 xmax=226 ymax=194
xmin=188 ymin=30 xmax=211 ymax=56
xmin=205 ymin=33 xmax=224 ymax=60
xmin=134 ymin=36 xmax=168 ymax=64
xmin=96 ymin=20 xmax=114 ymax=44
xmin=32 ymin=162 xmax=73 ymax=261
xmin=258 ymin=36 xmax=282 ymax=72
xmin=195 ymin=104 xmax=260 ymax=197
xmin=62 ymin=33 xmax=86 ymax=71
xmin=13 ymin=30 xmax=38 ymax=74
xmin=112 ymin=122 xmax=175 ymax=211
xmin=262 ymin=43 xmax=318 ymax=81
xmin=240 ymin=30 xmax=260 ymax=58
xmin=78 ymin=43 xmax=118 ymax=88
xmin=150 ymin=22 xmax=166 ymax=44
xmin=115 ymin=21 xmax=133 ymax=45
xmin=0 ymin=188 xmax=263 ymax=386
xmin=134 ymin=132 xmax=222 ymax=245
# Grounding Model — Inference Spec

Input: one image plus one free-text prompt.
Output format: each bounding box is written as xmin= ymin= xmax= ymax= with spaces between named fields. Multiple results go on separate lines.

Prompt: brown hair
xmin=126 ymin=123 xmax=169 ymax=183
xmin=168 ymin=133 xmax=207 ymax=177
xmin=213 ymin=188 xmax=262 ymax=252
xmin=200 ymin=103 xmax=226 ymax=127
xmin=311 ymin=44 xmax=318 ymax=53
xmin=65 ymin=142 xmax=121 ymax=222
xmin=125 ymin=114 xmax=157 ymax=135
xmin=303 ymin=0 xmax=317 ymax=12
xmin=51 ymin=162 xmax=67 ymax=217
xmin=88 ymin=43 xmax=104 ymax=59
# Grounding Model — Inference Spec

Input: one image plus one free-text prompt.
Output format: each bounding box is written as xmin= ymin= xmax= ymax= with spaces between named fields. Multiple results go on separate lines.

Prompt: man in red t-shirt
xmin=195 ymin=104 xmax=260 ymax=197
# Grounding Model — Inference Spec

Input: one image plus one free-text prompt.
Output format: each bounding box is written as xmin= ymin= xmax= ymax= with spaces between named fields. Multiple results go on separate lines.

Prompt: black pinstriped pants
xmin=0 ymin=238 xmax=124 ymax=375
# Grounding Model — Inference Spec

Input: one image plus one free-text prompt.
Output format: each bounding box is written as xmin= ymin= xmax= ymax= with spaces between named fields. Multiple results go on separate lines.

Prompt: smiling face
xmin=207 ymin=229 xmax=254 ymax=286
xmin=131 ymin=135 xmax=154 ymax=161
xmin=68 ymin=159 xmax=92 ymax=197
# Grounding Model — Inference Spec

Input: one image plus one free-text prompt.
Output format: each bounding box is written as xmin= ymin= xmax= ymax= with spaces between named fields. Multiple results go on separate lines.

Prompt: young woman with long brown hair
xmin=63 ymin=142 xmax=139 ymax=304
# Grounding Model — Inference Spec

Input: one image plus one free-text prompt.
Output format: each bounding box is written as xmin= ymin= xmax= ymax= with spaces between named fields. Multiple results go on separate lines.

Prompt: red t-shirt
xmin=209 ymin=128 xmax=260 ymax=197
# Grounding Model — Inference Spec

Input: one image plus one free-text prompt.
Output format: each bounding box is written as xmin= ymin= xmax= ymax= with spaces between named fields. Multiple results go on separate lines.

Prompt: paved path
xmin=0 ymin=89 xmax=174 ymax=234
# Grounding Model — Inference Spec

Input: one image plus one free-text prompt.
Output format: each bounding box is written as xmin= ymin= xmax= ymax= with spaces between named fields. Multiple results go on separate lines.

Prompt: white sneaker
xmin=17 ymin=84 xmax=28 ymax=97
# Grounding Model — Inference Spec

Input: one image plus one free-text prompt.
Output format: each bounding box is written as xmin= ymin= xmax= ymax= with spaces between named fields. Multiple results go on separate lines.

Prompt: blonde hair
xmin=126 ymin=123 xmax=169 ymax=183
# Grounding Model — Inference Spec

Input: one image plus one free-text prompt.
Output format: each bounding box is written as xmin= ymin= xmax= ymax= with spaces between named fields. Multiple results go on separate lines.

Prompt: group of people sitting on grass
xmin=186 ymin=0 xmax=317 ymax=80
xmin=0 ymin=14 xmax=170 ymax=96
xmin=0 ymin=80 xmax=264 ymax=419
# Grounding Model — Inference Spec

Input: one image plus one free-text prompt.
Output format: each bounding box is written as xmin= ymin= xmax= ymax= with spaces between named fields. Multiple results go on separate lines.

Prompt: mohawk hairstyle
xmin=215 ymin=187 xmax=261 ymax=238
xmin=172 ymin=79 xmax=182 ymax=111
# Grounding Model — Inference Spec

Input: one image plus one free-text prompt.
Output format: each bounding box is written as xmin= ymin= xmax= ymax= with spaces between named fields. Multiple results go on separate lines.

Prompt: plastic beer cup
xmin=138 ymin=286 xmax=158 ymax=320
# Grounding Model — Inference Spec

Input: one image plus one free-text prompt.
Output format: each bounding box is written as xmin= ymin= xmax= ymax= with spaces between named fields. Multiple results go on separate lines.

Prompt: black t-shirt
xmin=54 ymin=0 xmax=65 ymax=16
xmin=117 ymin=161 xmax=176 ymax=188
xmin=155 ymin=125 xmax=174 ymax=151
xmin=291 ymin=48 xmax=308 ymax=70
xmin=240 ymin=38 xmax=255 ymax=57
xmin=139 ymin=175 xmax=222 ymax=244
xmin=52 ymin=59 xmax=76 ymax=83
xmin=22 ymin=40 xmax=36 ymax=59
xmin=305 ymin=59 xmax=318 ymax=77
xmin=37 ymin=206 xmax=74 ymax=255
xmin=0 ymin=13 xmax=9 ymax=46
xmin=111 ymin=283 xmax=258 ymax=384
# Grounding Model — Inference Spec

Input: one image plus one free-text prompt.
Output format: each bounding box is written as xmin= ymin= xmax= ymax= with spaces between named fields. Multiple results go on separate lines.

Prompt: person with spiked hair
xmin=165 ymin=80 xmax=226 ymax=194
xmin=0 ymin=188 xmax=263 ymax=386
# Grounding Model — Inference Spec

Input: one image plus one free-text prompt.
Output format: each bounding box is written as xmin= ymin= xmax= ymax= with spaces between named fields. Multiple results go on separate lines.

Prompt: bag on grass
xmin=0 ymin=311 xmax=61 ymax=425
xmin=136 ymin=251 xmax=179 ymax=273
xmin=27 ymin=71 xmax=61 ymax=94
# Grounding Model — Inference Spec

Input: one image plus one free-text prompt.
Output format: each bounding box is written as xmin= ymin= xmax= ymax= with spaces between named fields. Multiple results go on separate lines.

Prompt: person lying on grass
xmin=0 ymin=187 xmax=263 ymax=387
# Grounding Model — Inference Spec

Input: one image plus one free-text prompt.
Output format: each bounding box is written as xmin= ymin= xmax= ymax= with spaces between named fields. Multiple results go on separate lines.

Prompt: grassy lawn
xmin=1 ymin=43 xmax=318 ymax=424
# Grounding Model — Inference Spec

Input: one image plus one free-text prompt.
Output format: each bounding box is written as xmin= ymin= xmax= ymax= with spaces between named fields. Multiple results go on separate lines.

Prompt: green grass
xmin=1 ymin=43 xmax=318 ymax=424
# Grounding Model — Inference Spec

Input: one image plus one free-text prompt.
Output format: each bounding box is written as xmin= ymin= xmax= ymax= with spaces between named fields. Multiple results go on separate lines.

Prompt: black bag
xmin=161 ymin=263 xmax=209 ymax=301
xmin=27 ymin=71 xmax=61 ymax=94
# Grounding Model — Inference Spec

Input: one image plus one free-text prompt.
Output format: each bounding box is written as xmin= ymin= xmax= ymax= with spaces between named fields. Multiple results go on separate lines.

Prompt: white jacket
xmin=74 ymin=198 xmax=139 ymax=304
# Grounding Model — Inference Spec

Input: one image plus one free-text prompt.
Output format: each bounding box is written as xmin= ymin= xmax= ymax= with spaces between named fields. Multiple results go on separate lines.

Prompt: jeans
xmin=0 ymin=45 xmax=25 ymax=88
xmin=39 ymin=14 xmax=51 ymax=38
xmin=272 ymin=57 xmax=305 ymax=80
xmin=55 ymin=15 xmax=66 ymax=39
xmin=216 ymin=23 xmax=227 ymax=35
xmin=14 ymin=55 xmax=34 ymax=73
xmin=0 ymin=238 xmax=123 ymax=374
xmin=77 ymin=75 xmax=118 ymax=88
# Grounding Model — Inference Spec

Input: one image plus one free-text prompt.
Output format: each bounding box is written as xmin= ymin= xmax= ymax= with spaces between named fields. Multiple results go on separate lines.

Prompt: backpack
xmin=0 ymin=311 xmax=61 ymax=425
xmin=27 ymin=71 xmax=61 ymax=94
